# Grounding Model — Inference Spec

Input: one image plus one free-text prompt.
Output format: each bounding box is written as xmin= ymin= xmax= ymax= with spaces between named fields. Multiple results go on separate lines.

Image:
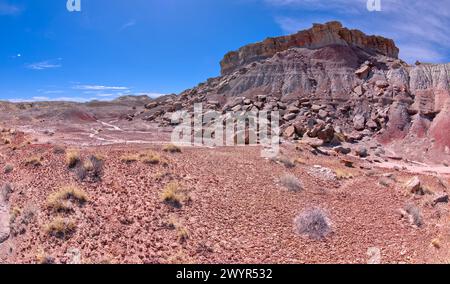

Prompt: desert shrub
xmin=66 ymin=150 xmax=80 ymax=168
xmin=53 ymin=146 xmax=66 ymax=155
xmin=120 ymin=154 xmax=139 ymax=163
xmin=47 ymin=185 xmax=88 ymax=211
xmin=161 ymin=182 xmax=184 ymax=207
xmin=334 ymin=168 xmax=354 ymax=180
xmin=280 ymin=174 xmax=303 ymax=192
xmin=45 ymin=217 xmax=76 ymax=238
xmin=4 ymin=164 xmax=13 ymax=174
xmin=163 ymin=144 xmax=182 ymax=153
xmin=36 ymin=251 xmax=55 ymax=264
xmin=1 ymin=183 xmax=12 ymax=202
xmin=75 ymin=166 xmax=87 ymax=182
xmin=405 ymin=204 xmax=423 ymax=227
xmin=273 ymin=156 xmax=295 ymax=168
xmin=140 ymin=151 xmax=161 ymax=165
xmin=75 ymin=155 xmax=103 ymax=182
xmin=177 ymin=226 xmax=190 ymax=242
xmin=294 ymin=208 xmax=332 ymax=240
xmin=25 ymin=156 xmax=43 ymax=167
xmin=86 ymin=155 xmax=103 ymax=181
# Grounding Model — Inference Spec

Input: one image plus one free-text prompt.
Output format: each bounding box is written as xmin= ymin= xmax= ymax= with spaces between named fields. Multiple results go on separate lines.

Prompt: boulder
xmin=283 ymin=126 xmax=296 ymax=138
xmin=355 ymin=146 xmax=368 ymax=158
xmin=353 ymin=114 xmax=366 ymax=131
xmin=405 ymin=176 xmax=424 ymax=195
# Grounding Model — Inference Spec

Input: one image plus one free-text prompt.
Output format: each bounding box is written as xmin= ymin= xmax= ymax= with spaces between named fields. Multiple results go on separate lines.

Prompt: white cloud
xmin=73 ymin=85 xmax=129 ymax=91
xmin=27 ymin=60 xmax=62 ymax=70
xmin=0 ymin=1 xmax=22 ymax=15
xmin=120 ymin=19 xmax=137 ymax=31
xmin=264 ymin=0 xmax=450 ymax=63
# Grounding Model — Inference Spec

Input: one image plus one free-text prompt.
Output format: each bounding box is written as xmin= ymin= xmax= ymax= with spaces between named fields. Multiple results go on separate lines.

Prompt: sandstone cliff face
xmin=220 ymin=21 xmax=399 ymax=75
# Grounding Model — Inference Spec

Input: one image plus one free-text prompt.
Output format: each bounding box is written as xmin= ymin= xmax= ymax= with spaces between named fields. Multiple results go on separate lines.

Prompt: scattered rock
xmin=405 ymin=176 xmax=424 ymax=195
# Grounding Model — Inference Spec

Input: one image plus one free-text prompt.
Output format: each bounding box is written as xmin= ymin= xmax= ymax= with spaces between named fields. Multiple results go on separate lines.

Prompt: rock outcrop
xmin=138 ymin=21 xmax=449 ymax=164
xmin=220 ymin=21 xmax=399 ymax=75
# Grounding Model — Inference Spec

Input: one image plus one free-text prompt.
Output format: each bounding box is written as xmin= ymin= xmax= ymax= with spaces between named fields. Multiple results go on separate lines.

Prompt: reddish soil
xmin=1 ymin=111 xmax=450 ymax=264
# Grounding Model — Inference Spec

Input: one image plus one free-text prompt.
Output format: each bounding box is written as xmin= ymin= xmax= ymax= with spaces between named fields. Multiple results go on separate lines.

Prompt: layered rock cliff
xmin=220 ymin=21 xmax=399 ymax=75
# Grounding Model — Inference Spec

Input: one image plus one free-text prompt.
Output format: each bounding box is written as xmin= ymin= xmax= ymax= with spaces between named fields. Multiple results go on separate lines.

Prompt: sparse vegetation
xmin=120 ymin=154 xmax=139 ymax=163
xmin=404 ymin=204 xmax=423 ymax=227
xmin=53 ymin=146 xmax=66 ymax=154
xmin=177 ymin=226 xmax=190 ymax=242
xmin=74 ymin=155 xmax=103 ymax=182
xmin=163 ymin=144 xmax=182 ymax=153
xmin=280 ymin=174 xmax=303 ymax=192
xmin=333 ymin=168 xmax=354 ymax=180
xmin=1 ymin=183 xmax=12 ymax=202
xmin=66 ymin=150 xmax=80 ymax=168
xmin=431 ymin=238 xmax=441 ymax=249
xmin=86 ymin=155 xmax=103 ymax=181
xmin=47 ymin=185 xmax=88 ymax=211
xmin=25 ymin=156 xmax=43 ymax=167
xmin=140 ymin=150 xmax=161 ymax=165
xmin=294 ymin=208 xmax=332 ymax=240
xmin=161 ymin=182 xmax=185 ymax=207
xmin=36 ymin=250 xmax=55 ymax=264
xmin=165 ymin=215 xmax=190 ymax=242
xmin=4 ymin=164 xmax=13 ymax=174
xmin=44 ymin=217 xmax=76 ymax=238
xmin=9 ymin=206 xmax=21 ymax=224
xmin=273 ymin=155 xmax=295 ymax=168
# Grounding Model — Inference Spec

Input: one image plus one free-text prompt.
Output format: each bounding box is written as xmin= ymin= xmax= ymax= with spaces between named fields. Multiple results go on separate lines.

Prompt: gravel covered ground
xmin=1 ymin=125 xmax=449 ymax=263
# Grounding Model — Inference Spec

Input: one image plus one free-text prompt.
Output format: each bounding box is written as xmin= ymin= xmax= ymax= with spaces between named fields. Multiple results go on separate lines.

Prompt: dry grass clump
xmin=161 ymin=182 xmax=187 ymax=208
xmin=4 ymin=164 xmax=13 ymax=174
xmin=272 ymin=155 xmax=295 ymax=168
xmin=53 ymin=146 xmax=66 ymax=155
xmin=404 ymin=204 xmax=423 ymax=227
xmin=431 ymin=238 xmax=441 ymax=249
xmin=163 ymin=144 xmax=182 ymax=153
xmin=165 ymin=215 xmax=190 ymax=242
xmin=47 ymin=185 xmax=88 ymax=211
xmin=120 ymin=154 xmax=139 ymax=163
xmin=36 ymin=250 xmax=55 ymax=264
xmin=333 ymin=168 xmax=354 ymax=180
xmin=66 ymin=150 xmax=80 ymax=168
xmin=74 ymin=155 xmax=103 ymax=182
xmin=294 ymin=208 xmax=332 ymax=240
xmin=139 ymin=150 xmax=161 ymax=165
xmin=44 ymin=217 xmax=76 ymax=238
xmin=1 ymin=183 xmax=12 ymax=202
xmin=25 ymin=156 xmax=43 ymax=167
xmin=280 ymin=174 xmax=303 ymax=192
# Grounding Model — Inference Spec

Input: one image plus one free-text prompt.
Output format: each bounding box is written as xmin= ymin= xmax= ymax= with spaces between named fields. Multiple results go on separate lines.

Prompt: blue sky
xmin=1 ymin=0 xmax=449 ymax=102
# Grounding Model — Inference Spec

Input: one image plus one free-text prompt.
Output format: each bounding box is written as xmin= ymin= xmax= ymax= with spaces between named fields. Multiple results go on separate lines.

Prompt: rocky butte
xmin=140 ymin=21 xmax=449 ymax=164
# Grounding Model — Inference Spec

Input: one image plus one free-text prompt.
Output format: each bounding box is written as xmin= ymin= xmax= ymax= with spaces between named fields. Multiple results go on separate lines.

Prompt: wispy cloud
xmin=0 ymin=1 xmax=23 ymax=15
xmin=264 ymin=0 xmax=450 ymax=63
xmin=27 ymin=59 xmax=62 ymax=70
xmin=73 ymin=85 xmax=129 ymax=91
xmin=120 ymin=19 xmax=136 ymax=31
